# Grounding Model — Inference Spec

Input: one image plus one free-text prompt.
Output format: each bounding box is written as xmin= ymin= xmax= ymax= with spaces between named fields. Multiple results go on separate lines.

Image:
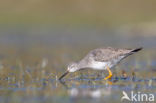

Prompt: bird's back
xmin=84 ymin=47 xmax=142 ymax=62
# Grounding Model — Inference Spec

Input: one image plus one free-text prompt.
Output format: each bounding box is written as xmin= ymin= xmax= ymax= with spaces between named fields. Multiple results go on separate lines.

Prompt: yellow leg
xmin=104 ymin=66 xmax=112 ymax=80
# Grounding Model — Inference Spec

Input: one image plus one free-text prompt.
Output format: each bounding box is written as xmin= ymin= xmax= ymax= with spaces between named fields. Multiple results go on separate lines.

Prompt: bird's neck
xmin=77 ymin=60 xmax=89 ymax=69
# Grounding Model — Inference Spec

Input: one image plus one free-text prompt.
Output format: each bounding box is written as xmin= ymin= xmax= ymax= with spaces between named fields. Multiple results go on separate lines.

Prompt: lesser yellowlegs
xmin=59 ymin=47 xmax=142 ymax=80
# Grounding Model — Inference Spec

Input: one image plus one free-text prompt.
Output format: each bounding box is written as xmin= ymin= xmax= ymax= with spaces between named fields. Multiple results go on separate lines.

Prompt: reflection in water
xmin=59 ymin=80 xmax=113 ymax=98
xmin=58 ymin=74 xmax=156 ymax=101
xmin=68 ymin=87 xmax=112 ymax=98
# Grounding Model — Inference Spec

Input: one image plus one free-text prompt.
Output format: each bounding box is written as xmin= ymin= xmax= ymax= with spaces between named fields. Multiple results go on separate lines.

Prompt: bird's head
xmin=67 ymin=62 xmax=79 ymax=72
xmin=59 ymin=62 xmax=79 ymax=80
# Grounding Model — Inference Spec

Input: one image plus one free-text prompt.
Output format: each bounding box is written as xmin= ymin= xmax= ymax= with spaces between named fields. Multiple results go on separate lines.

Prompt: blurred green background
xmin=1 ymin=0 xmax=156 ymax=25
xmin=0 ymin=0 xmax=156 ymax=48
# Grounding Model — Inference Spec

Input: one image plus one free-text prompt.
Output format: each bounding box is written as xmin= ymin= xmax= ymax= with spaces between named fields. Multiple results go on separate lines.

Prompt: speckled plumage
xmin=77 ymin=47 xmax=142 ymax=69
xmin=85 ymin=47 xmax=132 ymax=61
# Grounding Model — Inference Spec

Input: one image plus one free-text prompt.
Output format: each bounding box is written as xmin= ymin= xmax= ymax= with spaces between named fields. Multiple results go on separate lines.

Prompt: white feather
xmin=90 ymin=61 xmax=107 ymax=70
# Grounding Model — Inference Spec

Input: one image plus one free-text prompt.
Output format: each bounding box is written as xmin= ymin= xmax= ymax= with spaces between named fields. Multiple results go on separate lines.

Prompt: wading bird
xmin=59 ymin=47 xmax=142 ymax=80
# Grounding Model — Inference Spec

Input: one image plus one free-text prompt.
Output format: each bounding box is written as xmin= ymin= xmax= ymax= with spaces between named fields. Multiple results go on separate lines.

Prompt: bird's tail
xmin=126 ymin=47 xmax=143 ymax=56
xmin=131 ymin=47 xmax=143 ymax=53
xmin=114 ymin=47 xmax=143 ymax=65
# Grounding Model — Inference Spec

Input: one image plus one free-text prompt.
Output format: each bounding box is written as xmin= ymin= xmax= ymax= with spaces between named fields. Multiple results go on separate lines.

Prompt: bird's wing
xmin=89 ymin=47 xmax=132 ymax=62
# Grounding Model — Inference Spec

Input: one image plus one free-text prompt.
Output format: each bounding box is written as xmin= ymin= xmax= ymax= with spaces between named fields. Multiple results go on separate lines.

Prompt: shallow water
xmin=0 ymin=25 xmax=155 ymax=103
xmin=0 ymin=44 xmax=155 ymax=103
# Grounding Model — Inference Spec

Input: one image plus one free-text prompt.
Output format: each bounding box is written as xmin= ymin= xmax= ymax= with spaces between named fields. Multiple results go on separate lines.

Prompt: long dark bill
xmin=59 ymin=71 xmax=69 ymax=80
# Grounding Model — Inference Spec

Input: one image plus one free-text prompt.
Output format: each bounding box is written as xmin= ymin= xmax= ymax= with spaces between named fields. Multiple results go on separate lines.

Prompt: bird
xmin=59 ymin=47 xmax=142 ymax=80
